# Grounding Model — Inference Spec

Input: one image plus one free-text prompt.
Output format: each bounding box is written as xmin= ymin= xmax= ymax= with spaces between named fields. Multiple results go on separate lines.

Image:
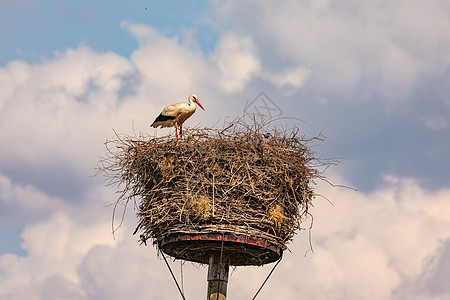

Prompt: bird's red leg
xmin=175 ymin=125 xmax=179 ymax=140
xmin=180 ymin=125 xmax=183 ymax=140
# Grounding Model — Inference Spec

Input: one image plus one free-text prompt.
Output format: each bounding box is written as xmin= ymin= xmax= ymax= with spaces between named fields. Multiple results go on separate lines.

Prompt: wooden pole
xmin=207 ymin=253 xmax=229 ymax=300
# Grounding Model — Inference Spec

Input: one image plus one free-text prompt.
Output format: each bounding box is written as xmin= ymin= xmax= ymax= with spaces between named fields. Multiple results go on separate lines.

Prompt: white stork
xmin=151 ymin=94 xmax=205 ymax=139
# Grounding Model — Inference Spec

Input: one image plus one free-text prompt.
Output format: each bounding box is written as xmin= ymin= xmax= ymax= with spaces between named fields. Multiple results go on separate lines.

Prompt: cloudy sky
xmin=1 ymin=0 xmax=450 ymax=299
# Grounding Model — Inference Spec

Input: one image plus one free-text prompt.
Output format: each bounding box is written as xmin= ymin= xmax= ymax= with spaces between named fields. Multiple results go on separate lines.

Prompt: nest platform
xmin=99 ymin=122 xmax=330 ymax=266
xmin=159 ymin=225 xmax=282 ymax=266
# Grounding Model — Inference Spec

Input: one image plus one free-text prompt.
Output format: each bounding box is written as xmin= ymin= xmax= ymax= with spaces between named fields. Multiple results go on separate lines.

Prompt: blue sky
xmin=0 ymin=0 xmax=215 ymax=65
xmin=1 ymin=1 xmax=450 ymax=299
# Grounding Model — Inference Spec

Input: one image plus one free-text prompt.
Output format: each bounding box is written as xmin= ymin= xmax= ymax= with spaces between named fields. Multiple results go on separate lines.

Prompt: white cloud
xmin=210 ymin=33 xmax=261 ymax=93
xmin=0 ymin=211 xmax=117 ymax=299
xmin=0 ymin=174 xmax=64 ymax=224
xmin=0 ymin=46 xmax=136 ymax=175
xmin=124 ymin=22 xmax=261 ymax=96
xmin=124 ymin=23 xmax=209 ymax=97
xmin=213 ymin=0 xmax=450 ymax=99
xmin=262 ymin=65 xmax=311 ymax=89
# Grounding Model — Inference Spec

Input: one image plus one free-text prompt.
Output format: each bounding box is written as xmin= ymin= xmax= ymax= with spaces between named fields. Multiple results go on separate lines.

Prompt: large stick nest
xmin=99 ymin=121 xmax=333 ymax=252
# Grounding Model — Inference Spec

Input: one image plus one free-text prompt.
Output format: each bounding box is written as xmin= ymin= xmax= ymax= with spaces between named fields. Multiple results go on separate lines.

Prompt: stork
xmin=151 ymin=94 xmax=205 ymax=139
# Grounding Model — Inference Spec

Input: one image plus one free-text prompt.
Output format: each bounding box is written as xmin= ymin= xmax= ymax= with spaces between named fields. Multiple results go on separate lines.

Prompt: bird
xmin=151 ymin=94 xmax=205 ymax=139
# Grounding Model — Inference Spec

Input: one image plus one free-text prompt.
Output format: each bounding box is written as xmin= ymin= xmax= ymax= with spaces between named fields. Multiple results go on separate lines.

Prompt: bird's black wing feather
xmin=151 ymin=113 xmax=176 ymax=126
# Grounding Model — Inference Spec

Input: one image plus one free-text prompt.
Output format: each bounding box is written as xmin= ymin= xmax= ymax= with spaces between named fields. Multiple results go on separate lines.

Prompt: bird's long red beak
xmin=195 ymin=99 xmax=205 ymax=111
